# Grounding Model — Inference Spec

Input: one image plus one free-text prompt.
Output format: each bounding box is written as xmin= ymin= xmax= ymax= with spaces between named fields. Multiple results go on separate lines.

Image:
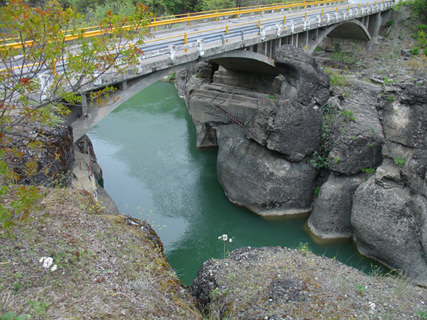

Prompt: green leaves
xmin=0 ymin=0 xmax=151 ymax=238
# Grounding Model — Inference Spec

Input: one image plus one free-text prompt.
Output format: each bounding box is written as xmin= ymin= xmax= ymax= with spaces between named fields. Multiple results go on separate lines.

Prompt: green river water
xmin=88 ymin=80 xmax=382 ymax=286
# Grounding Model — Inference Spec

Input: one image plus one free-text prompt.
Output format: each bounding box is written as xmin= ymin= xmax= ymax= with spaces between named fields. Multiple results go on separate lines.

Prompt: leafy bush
xmin=386 ymin=18 xmax=395 ymax=27
xmin=394 ymin=157 xmax=406 ymax=168
xmin=0 ymin=312 xmax=30 ymax=320
xmin=324 ymin=68 xmax=348 ymax=86
xmin=418 ymin=24 xmax=427 ymax=32
xmin=397 ymin=0 xmax=427 ymax=22
xmin=412 ymin=46 xmax=420 ymax=55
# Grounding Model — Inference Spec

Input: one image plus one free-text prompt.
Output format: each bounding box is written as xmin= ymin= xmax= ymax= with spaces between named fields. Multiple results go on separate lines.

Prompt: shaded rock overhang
xmin=208 ymin=51 xmax=279 ymax=75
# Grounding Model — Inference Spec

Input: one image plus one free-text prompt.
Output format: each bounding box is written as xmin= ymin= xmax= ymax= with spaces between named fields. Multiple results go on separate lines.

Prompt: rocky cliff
xmin=178 ymin=44 xmax=427 ymax=285
xmin=0 ymin=188 xmax=202 ymax=319
xmin=192 ymin=247 xmax=427 ymax=319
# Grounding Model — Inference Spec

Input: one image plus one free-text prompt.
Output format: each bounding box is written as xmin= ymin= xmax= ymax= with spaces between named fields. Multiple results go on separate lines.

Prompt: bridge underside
xmin=327 ymin=21 xmax=371 ymax=40
xmin=208 ymin=51 xmax=279 ymax=75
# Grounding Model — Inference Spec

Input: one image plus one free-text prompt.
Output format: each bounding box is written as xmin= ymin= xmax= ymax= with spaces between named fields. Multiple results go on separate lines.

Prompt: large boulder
xmin=274 ymin=45 xmax=330 ymax=107
xmin=217 ymin=124 xmax=317 ymax=216
xmin=247 ymin=45 xmax=330 ymax=161
xmin=351 ymin=176 xmax=427 ymax=286
xmin=308 ymin=173 xmax=366 ymax=239
xmin=191 ymin=247 xmax=427 ymax=319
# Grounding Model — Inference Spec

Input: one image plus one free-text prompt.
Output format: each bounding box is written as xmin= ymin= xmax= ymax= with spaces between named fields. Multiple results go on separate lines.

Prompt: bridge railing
xmin=1 ymin=0 xmax=394 ymax=94
xmin=1 ymin=0 xmax=348 ymax=49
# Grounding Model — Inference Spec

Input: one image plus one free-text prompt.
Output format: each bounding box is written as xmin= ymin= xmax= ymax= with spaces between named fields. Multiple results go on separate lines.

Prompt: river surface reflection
xmin=88 ymin=81 xmax=382 ymax=285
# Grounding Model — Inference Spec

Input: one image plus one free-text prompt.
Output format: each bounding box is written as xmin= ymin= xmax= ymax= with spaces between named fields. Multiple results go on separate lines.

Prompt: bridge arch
xmin=206 ymin=50 xmax=279 ymax=75
xmin=308 ymin=20 xmax=371 ymax=54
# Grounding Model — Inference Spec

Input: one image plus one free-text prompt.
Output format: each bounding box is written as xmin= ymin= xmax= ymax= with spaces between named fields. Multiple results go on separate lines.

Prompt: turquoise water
xmin=88 ymin=81 xmax=383 ymax=285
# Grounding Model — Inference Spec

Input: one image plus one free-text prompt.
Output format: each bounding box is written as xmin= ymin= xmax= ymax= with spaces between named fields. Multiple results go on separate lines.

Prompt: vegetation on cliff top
xmin=0 ymin=188 xmax=202 ymax=319
xmin=0 ymin=0 xmax=150 ymax=235
xmin=193 ymin=247 xmax=427 ymax=319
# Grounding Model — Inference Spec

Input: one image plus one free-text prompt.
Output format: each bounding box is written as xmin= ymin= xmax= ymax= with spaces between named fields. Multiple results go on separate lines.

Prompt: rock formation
xmin=180 ymin=45 xmax=329 ymax=216
xmin=192 ymin=247 xmax=427 ymax=319
xmin=350 ymin=83 xmax=427 ymax=286
xmin=217 ymin=124 xmax=317 ymax=216
xmin=247 ymin=45 xmax=330 ymax=162
xmin=179 ymin=45 xmax=427 ymax=285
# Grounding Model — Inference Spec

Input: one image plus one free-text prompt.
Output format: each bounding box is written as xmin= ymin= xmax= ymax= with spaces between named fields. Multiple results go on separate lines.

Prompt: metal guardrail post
xmin=187 ymin=13 xmax=191 ymax=26
xmin=184 ymin=33 xmax=188 ymax=53
xmin=197 ymin=39 xmax=204 ymax=56
xmin=169 ymin=45 xmax=175 ymax=62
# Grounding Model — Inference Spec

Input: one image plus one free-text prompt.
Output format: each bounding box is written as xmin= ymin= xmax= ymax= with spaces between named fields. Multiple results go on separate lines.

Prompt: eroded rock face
xmin=192 ymin=247 xmax=427 ymax=319
xmin=182 ymin=62 xmax=269 ymax=148
xmin=179 ymin=46 xmax=427 ymax=285
xmin=6 ymin=123 xmax=74 ymax=186
xmin=351 ymin=177 xmax=427 ymax=286
xmin=350 ymin=82 xmax=427 ymax=285
xmin=217 ymin=125 xmax=316 ymax=216
xmin=247 ymin=45 xmax=330 ymax=161
xmin=327 ymin=81 xmax=384 ymax=175
xmin=308 ymin=173 xmax=365 ymax=239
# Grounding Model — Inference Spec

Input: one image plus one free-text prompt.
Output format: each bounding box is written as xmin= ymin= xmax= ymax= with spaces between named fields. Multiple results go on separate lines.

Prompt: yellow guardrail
xmin=2 ymin=0 xmax=348 ymax=49
xmin=2 ymin=0 xmax=391 ymax=74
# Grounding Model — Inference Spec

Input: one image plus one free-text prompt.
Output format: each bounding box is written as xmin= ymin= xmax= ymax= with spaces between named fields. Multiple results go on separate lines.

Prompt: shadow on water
xmin=88 ymin=81 xmax=386 ymax=286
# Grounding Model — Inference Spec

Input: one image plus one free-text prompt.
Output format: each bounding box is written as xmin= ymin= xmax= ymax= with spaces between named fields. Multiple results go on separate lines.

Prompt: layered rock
xmin=192 ymin=247 xmax=427 ymax=319
xmin=182 ymin=62 xmax=275 ymax=148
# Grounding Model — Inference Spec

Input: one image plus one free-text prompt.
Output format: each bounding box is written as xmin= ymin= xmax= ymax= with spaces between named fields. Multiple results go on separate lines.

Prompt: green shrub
xmin=394 ymin=157 xmax=406 ymax=168
xmin=361 ymin=167 xmax=375 ymax=175
xmin=308 ymin=150 xmax=329 ymax=169
xmin=386 ymin=19 xmax=395 ymax=27
xmin=0 ymin=312 xmax=30 ymax=320
xmin=416 ymin=30 xmax=427 ymax=47
xmin=340 ymin=109 xmax=356 ymax=122
xmin=412 ymin=46 xmax=420 ymax=55
xmin=324 ymin=68 xmax=348 ymax=86
xmin=314 ymin=186 xmax=321 ymax=197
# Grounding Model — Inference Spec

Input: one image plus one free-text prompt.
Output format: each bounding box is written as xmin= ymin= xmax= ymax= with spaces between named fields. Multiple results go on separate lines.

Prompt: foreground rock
xmin=192 ymin=247 xmax=427 ymax=319
xmin=0 ymin=189 xmax=202 ymax=319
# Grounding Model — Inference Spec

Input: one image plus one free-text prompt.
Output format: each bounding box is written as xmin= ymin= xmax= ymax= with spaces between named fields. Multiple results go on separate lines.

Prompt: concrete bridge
xmin=72 ymin=0 xmax=394 ymax=141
